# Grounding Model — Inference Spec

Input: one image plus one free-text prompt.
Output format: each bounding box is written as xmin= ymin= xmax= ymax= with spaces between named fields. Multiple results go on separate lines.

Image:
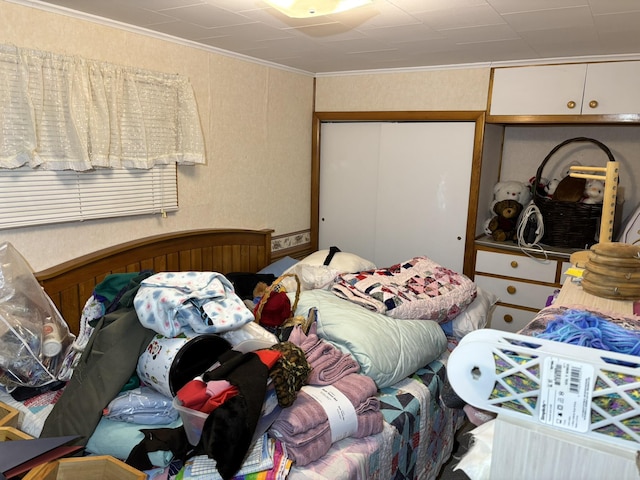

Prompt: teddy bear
xmin=484 ymin=180 xmax=531 ymax=235
xmin=581 ymin=179 xmax=605 ymax=204
xmin=490 ymin=180 xmax=532 ymax=211
xmin=487 ymin=199 xmax=524 ymax=242
xmin=538 ymin=161 xmax=585 ymax=199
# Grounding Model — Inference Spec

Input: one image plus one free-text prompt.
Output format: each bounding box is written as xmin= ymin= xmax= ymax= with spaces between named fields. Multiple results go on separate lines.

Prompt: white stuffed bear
xmin=484 ymin=180 xmax=532 ymax=235
xmin=488 ymin=180 xmax=532 ymax=213
xmin=544 ymin=161 xmax=583 ymax=199
xmin=582 ymin=179 xmax=605 ymax=204
xmin=544 ymin=178 xmax=560 ymax=197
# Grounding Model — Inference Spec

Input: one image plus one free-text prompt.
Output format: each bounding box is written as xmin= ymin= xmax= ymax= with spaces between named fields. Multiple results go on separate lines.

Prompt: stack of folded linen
xmin=269 ymin=373 xmax=383 ymax=466
xmin=288 ymin=323 xmax=360 ymax=385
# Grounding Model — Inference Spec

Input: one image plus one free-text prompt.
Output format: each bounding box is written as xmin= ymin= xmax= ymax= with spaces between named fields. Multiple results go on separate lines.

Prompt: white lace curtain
xmin=0 ymin=43 xmax=205 ymax=171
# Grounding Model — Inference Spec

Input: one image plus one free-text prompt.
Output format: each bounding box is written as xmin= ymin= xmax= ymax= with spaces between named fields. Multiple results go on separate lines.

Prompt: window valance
xmin=0 ymin=43 xmax=205 ymax=171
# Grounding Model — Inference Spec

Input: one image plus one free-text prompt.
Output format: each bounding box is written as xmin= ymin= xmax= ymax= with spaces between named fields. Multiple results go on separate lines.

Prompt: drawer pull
xmin=504 ymin=314 xmax=513 ymax=323
xmin=566 ymin=100 xmax=576 ymax=109
xmin=510 ymin=261 xmax=518 ymax=268
xmin=506 ymin=285 xmax=516 ymax=295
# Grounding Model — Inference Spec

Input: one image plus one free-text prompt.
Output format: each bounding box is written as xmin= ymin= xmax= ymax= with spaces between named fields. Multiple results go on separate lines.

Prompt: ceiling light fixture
xmin=264 ymin=0 xmax=372 ymax=18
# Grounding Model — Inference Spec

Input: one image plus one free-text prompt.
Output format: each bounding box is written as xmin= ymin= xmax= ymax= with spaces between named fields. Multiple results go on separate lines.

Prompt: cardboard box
xmin=0 ymin=402 xmax=20 ymax=428
xmin=23 ymin=455 xmax=146 ymax=480
xmin=0 ymin=426 xmax=32 ymax=441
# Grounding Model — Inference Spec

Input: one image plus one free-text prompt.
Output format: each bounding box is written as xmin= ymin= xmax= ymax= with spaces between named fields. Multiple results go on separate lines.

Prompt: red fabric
xmin=177 ymin=378 xmax=240 ymax=414
xmin=177 ymin=378 xmax=209 ymax=410
xmin=254 ymin=349 xmax=282 ymax=369
xmin=201 ymin=385 xmax=239 ymax=414
xmin=254 ymin=291 xmax=291 ymax=327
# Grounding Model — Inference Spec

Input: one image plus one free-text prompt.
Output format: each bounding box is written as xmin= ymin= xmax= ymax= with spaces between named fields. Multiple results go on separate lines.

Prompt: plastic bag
xmin=0 ymin=242 xmax=74 ymax=389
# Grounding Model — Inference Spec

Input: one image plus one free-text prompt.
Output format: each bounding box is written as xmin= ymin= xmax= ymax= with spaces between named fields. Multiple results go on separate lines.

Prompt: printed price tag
xmin=539 ymin=356 xmax=594 ymax=433
xmin=302 ymin=385 xmax=358 ymax=443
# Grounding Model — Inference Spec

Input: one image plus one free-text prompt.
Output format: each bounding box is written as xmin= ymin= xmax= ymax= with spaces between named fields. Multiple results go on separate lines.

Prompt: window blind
xmin=0 ymin=165 xmax=177 ymax=229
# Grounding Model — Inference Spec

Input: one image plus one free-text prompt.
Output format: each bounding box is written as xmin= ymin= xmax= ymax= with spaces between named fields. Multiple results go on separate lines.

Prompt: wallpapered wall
xmin=1 ymin=0 xmax=497 ymax=272
xmin=56 ymin=0 xmax=640 ymax=283
xmin=5 ymin=0 xmax=636 ymax=273
xmin=0 ymin=0 xmax=316 ymax=271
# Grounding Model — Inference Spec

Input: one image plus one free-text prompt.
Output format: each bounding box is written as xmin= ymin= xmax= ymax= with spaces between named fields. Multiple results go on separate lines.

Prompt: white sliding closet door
xmin=319 ymin=121 xmax=475 ymax=273
xmin=319 ymin=122 xmax=381 ymax=263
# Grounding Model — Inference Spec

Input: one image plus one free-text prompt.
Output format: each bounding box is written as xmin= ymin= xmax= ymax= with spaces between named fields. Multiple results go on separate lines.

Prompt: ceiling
xmin=24 ymin=0 xmax=640 ymax=74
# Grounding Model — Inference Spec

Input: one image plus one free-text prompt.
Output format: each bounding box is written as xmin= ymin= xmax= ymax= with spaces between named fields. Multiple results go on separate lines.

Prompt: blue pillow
xmin=258 ymin=256 xmax=299 ymax=277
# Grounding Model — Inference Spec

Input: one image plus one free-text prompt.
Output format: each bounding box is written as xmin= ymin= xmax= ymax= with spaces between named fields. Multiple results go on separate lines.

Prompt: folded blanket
xmin=269 ymin=372 xmax=382 ymax=466
xmin=331 ymin=256 xmax=477 ymax=323
xmin=278 ymin=410 xmax=383 ymax=466
xmin=271 ymin=373 xmax=378 ymax=437
xmin=271 ymin=394 xmax=380 ymax=443
xmin=288 ymin=324 xmax=360 ymax=385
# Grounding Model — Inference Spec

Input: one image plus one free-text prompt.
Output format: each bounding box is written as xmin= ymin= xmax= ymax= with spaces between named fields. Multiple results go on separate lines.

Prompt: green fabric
xmin=40 ymin=272 xmax=155 ymax=446
xmin=93 ymin=272 xmax=141 ymax=305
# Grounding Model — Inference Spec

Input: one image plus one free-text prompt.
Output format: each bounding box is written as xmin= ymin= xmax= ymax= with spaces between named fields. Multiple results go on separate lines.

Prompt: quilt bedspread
xmin=331 ymin=256 xmax=477 ymax=323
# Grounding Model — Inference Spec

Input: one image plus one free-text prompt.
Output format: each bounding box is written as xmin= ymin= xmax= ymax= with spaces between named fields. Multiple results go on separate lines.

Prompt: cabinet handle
xmin=507 ymin=285 xmax=516 ymax=295
xmin=589 ymin=100 xmax=598 ymax=109
xmin=510 ymin=261 xmax=518 ymax=268
xmin=504 ymin=314 xmax=513 ymax=323
xmin=567 ymin=100 xmax=576 ymax=109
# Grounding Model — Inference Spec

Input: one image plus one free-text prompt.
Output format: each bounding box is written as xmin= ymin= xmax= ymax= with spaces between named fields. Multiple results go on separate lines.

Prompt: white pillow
xmin=295 ymin=250 xmax=376 ymax=273
xmin=283 ymin=250 xmax=376 ymax=292
xmin=291 ymin=289 xmax=447 ymax=389
xmin=451 ymin=287 xmax=498 ymax=339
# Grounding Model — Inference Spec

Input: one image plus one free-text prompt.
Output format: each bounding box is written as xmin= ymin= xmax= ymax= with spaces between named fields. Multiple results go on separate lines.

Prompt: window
xmin=0 ymin=43 xmax=204 ymax=229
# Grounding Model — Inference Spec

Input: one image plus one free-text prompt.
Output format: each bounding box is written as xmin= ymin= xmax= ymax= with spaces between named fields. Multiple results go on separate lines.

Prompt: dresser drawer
xmin=489 ymin=305 xmax=537 ymax=333
xmin=475 ymin=275 xmax=557 ymax=310
xmin=475 ymin=250 xmax=557 ymax=283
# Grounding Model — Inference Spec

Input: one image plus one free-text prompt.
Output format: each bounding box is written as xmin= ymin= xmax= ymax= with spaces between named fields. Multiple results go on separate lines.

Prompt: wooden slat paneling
xmin=36 ymin=229 xmax=273 ymax=335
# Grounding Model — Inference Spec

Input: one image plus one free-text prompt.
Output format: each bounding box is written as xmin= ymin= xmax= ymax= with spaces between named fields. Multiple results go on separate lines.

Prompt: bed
xmin=0 ymin=228 xmax=492 ymax=480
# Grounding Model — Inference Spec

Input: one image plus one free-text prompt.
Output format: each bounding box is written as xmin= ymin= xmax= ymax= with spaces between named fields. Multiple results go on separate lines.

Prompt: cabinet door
xmin=489 ymin=64 xmax=587 ymax=115
xmin=583 ymin=61 xmax=640 ymax=115
xmin=319 ymin=122 xmax=475 ymax=272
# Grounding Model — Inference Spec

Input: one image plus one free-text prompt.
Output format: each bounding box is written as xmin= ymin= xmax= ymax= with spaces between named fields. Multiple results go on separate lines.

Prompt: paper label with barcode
xmin=539 ymin=356 xmax=594 ymax=433
xmin=301 ymin=385 xmax=358 ymax=443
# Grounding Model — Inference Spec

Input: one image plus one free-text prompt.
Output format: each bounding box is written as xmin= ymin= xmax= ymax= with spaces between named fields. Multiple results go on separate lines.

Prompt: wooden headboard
xmin=35 ymin=229 xmax=273 ymax=336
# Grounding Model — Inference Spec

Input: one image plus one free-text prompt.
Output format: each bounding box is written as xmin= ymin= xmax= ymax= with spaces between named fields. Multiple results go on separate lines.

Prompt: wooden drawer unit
xmin=489 ymin=305 xmax=537 ymax=333
xmin=475 ymin=250 xmax=557 ymax=283
xmin=473 ymin=243 xmax=570 ymax=332
xmin=475 ymin=274 xmax=557 ymax=310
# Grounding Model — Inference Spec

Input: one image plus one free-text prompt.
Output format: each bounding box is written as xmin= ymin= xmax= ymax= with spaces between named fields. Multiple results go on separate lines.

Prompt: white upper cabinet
xmin=582 ymin=62 xmax=640 ymax=115
xmin=489 ymin=61 xmax=640 ymax=116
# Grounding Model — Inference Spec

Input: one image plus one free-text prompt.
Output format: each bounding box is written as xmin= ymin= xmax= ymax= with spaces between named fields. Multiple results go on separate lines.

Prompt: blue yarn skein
xmin=535 ymin=309 xmax=640 ymax=356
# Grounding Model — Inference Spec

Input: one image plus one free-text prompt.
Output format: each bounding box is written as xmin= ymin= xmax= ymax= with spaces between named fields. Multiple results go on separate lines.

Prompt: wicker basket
xmin=254 ymin=273 xmax=301 ymax=327
xmin=533 ymin=137 xmax=615 ymax=249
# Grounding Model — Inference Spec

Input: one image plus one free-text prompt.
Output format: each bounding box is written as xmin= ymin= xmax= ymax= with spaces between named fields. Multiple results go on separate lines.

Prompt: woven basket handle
xmin=254 ymin=273 xmax=301 ymax=323
xmin=534 ymin=137 xmax=615 ymax=200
